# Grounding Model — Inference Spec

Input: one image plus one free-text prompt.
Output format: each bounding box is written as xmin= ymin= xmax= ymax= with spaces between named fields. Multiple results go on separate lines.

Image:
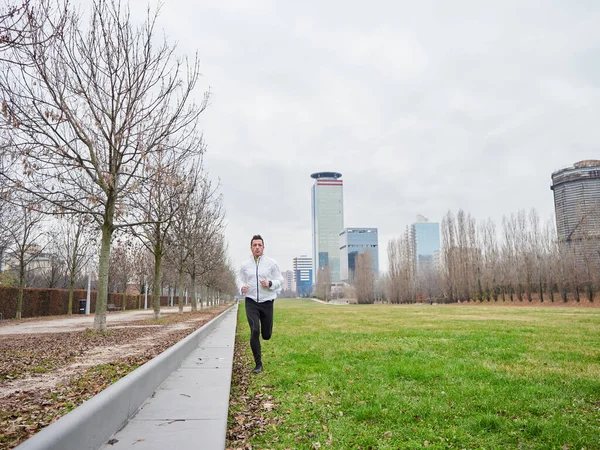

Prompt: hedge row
xmin=0 ymin=287 xmax=176 ymax=319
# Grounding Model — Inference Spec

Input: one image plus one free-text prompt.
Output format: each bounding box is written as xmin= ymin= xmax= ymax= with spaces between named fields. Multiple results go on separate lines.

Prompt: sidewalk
xmin=98 ymin=304 xmax=238 ymax=449
xmin=0 ymin=306 xmax=191 ymax=335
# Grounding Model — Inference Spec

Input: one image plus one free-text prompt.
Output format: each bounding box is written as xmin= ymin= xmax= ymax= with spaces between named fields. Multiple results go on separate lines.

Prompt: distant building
xmin=293 ymin=255 xmax=313 ymax=296
xmin=283 ymin=270 xmax=295 ymax=293
xmin=551 ymin=160 xmax=600 ymax=269
xmin=3 ymin=244 xmax=54 ymax=274
xmin=311 ymin=172 xmax=344 ymax=282
xmin=339 ymin=227 xmax=379 ymax=282
xmin=410 ymin=215 xmax=441 ymax=275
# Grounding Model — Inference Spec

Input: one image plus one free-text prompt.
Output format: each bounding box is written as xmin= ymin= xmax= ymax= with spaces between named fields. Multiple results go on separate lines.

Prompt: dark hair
xmin=251 ymin=234 xmax=264 ymax=246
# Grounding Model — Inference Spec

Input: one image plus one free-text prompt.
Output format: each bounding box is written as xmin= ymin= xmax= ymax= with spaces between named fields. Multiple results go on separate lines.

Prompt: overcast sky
xmin=126 ymin=0 xmax=600 ymax=273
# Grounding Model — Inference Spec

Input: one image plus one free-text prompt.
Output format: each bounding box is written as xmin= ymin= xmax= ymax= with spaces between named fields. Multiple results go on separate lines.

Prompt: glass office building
xmin=411 ymin=216 xmax=440 ymax=274
xmin=293 ymin=255 xmax=313 ymax=296
xmin=311 ymin=172 xmax=344 ymax=282
xmin=339 ymin=228 xmax=379 ymax=281
xmin=551 ymin=160 xmax=600 ymax=269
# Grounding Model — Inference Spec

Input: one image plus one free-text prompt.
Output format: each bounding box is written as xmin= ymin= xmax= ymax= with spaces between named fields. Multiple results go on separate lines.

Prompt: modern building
xmin=311 ymin=172 xmax=344 ymax=282
xmin=293 ymin=255 xmax=313 ymax=296
xmin=410 ymin=215 xmax=441 ymax=275
xmin=339 ymin=228 xmax=379 ymax=282
xmin=282 ymin=270 xmax=295 ymax=293
xmin=551 ymin=160 xmax=600 ymax=268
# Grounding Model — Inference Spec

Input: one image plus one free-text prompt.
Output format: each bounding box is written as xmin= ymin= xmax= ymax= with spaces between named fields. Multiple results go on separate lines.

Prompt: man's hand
xmin=260 ymin=280 xmax=270 ymax=288
xmin=241 ymin=285 xmax=248 ymax=294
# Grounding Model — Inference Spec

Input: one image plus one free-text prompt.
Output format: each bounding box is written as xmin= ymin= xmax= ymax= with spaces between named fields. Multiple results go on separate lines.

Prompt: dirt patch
xmin=0 ymin=305 xmax=230 ymax=449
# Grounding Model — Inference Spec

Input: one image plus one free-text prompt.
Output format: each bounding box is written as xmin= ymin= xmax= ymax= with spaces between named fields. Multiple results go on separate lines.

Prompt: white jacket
xmin=237 ymin=255 xmax=283 ymax=302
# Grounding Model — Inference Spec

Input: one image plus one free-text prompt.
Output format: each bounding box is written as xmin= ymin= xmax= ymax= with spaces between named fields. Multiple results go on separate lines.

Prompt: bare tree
xmin=184 ymin=175 xmax=225 ymax=311
xmin=527 ymin=208 xmax=545 ymax=302
xmin=0 ymin=0 xmax=68 ymax=61
xmin=480 ymin=218 xmax=499 ymax=301
xmin=542 ymin=217 xmax=559 ymax=302
xmin=108 ymin=237 xmax=139 ymax=309
xmin=386 ymin=239 xmax=401 ymax=304
xmin=36 ymin=232 xmax=66 ymax=288
xmin=502 ymin=214 xmax=519 ymax=301
xmin=0 ymin=191 xmax=19 ymax=274
xmin=316 ymin=265 xmax=331 ymax=302
xmin=5 ymin=201 xmax=47 ymax=318
xmin=128 ymin=243 xmax=153 ymax=310
xmin=0 ymin=0 xmax=208 ymax=330
xmin=56 ymin=215 xmax=95 ymax=313
xmin=202 ymin=247 xmax=235 ymax=306
xmin=134 ymin=159 xmax=196 ymax=318
xmin=441 ymin=211 xmax=457 ymax=302
xmin=386 ymin=228 xmax=416 ymax=304
xmin=166 ymin=174 xmax=198 ymax=313
xmin=354 ymin=250 xmax=375 ymax=304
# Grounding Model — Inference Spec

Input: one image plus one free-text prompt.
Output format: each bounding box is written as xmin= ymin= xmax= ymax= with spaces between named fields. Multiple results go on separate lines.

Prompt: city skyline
xmin=123 ymin=1 xmax=600 ymax=274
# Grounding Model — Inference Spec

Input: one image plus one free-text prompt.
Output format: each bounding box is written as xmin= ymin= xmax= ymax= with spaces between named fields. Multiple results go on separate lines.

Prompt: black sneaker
xmin=252 ymin=363 xmax=263 ymax=374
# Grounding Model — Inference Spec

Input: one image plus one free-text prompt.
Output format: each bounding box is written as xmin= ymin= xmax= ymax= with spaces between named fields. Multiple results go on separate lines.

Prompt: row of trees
xmin=0 ymin=0 xmax=235 ymax=327
xmin=314 ymin=251 xmax=380 ymax=304
xmin=385 ymin=208 xmax=600 ymax=304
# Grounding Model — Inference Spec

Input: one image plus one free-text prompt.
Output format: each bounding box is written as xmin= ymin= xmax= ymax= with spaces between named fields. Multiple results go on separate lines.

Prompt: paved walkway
xmin=0 ymin=307 xmax=193 ymax=335
xmin=98 ymin=304 xmax=238 ymax=450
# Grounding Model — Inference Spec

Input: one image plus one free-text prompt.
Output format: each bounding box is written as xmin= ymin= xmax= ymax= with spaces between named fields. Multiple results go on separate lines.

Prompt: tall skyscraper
xmin=551 ymin=160 xmax=600 ymax=268
xmin=293 ymin=255 xmax=313 ymax=296
xmin=311 ymin=172 xmax=344 ymax=282
xmin=411 ymin=215 xmax=441 ymax=275
xmin=339 ymin=228 xmax=379 ymax=281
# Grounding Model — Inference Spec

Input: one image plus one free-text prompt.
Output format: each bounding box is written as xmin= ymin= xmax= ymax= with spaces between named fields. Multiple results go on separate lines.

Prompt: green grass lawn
xmin=231 ymin=299 xmax=600 ymax=450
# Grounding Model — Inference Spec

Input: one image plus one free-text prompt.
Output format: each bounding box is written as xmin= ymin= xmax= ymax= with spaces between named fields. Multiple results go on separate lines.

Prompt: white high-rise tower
xmin=311 ymin=172 xmax=344 ymax=283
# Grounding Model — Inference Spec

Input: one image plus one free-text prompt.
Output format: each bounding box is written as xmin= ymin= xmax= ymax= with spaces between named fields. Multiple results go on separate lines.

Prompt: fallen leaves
xmin=0 ymin=308 xmax=227 ymax=449
xmin=226 ymin=338 xmax=282 ymax=450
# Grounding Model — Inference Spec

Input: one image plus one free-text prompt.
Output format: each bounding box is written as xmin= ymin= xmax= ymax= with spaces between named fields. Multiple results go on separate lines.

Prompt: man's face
xmin=251 ymin=239 xmax=264 ymax=258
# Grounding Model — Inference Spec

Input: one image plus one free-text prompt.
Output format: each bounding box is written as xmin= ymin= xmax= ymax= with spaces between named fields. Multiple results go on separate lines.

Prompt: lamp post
xmin=85 ymin=270 xmax=91 ymax=314
xmin=144 ymin=276 xmax=148 ymax=310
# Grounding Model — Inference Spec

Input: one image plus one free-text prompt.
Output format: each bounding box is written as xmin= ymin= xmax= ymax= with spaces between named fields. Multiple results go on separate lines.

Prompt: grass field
xmin=231 ymin=299 xmax=600 ymax=450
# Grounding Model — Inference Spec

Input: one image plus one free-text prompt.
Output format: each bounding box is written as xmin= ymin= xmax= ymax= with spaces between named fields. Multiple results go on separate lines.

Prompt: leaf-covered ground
xmin=226 ymin=335 xmax=283 ymax=450
xmin=0 ymin=306 xmax=230 ymax=449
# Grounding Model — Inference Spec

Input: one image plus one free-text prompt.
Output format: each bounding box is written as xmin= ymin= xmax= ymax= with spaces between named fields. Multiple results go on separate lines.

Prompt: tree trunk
xmin=191 ymin=274 xmax=198 ymax=312
xmin=178 ymin=268 xmax=185 ymax=313
xmin=152 ymin=243 xmax=162 ymax=319
xmin=16 ymin=259 xmax=25 ymax=320
xmin=67 ymin=273 xmax=75 ymax=315
xmin=94 ymin=223 xmax=112 ymax=331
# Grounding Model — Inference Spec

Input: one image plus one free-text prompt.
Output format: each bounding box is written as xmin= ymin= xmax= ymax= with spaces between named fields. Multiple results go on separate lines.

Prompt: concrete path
xmin=0 ymin=307 xmax=192 ymax=335
xmin=98 ymin=304 xmax=238 ymax=450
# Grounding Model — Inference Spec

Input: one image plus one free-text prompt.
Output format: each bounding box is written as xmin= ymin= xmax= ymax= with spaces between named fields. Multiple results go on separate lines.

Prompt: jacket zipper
xmin=255 ymin=258 xmax=260 ymax=302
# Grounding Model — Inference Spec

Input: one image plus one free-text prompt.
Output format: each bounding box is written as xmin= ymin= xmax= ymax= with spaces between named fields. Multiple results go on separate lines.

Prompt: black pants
xmin=245 ymin=298 xmax=274 ymax=365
